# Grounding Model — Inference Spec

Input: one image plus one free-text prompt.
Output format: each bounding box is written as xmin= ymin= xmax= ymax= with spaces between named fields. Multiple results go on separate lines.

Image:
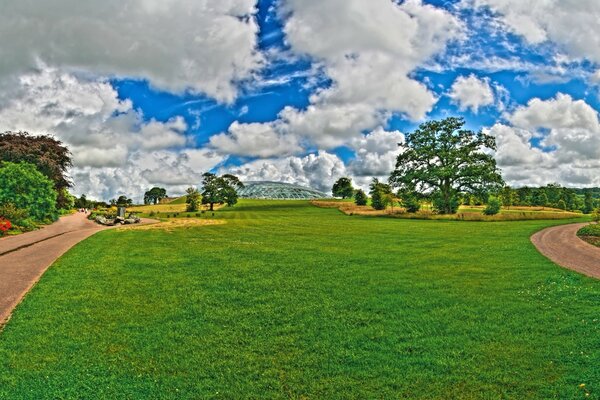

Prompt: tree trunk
xmin=210 ymin=203 xmax=214 ymax=211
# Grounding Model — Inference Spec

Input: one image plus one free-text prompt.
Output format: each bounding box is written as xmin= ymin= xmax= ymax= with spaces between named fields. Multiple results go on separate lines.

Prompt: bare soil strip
xmin=531 ymin=223 xmax=600 ymax=280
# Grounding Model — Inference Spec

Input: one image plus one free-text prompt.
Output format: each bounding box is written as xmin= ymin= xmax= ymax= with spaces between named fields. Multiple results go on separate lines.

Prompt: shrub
xmin=483 ymin=198 xmax=501 ymax=215
xmin=0 ymin=218 xmax=11 ymax=236
xmin=0 ymin=203 xmax=29 ymax=226
xmin=354 ymin=189 xmax=368 ymax=206
xmin=401 ymin=192 xmax=421 ymax=213
xmin=0 ymin=162 xmax=57 ymax=222
xmin=577 ymin=224 xmax=600 ymax=237
xmin=432 ymin=192 xmax=459 ymax=214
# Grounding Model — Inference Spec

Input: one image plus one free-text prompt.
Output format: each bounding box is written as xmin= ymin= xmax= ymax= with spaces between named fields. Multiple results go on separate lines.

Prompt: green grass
xmin=167 ymin=195 xmax=188 ymax=205
xmin=0 ymin=200 xmax=598 ymax=399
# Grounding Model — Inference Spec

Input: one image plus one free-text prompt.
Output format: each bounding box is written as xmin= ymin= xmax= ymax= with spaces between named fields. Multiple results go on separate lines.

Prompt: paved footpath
xmin=531 ymin=222 xmax=600 ymax=280
xmin=0 ymin=212 xmax=155 ymax=325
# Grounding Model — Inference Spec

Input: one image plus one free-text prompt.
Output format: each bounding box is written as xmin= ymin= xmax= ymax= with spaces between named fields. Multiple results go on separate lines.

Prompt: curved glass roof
xmin=238 ymin=181 xmax=330 ymax=200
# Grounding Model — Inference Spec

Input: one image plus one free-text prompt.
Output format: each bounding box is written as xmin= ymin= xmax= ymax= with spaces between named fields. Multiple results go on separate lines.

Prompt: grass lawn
xmin=0 ymin=200 xmax=598 ymax=399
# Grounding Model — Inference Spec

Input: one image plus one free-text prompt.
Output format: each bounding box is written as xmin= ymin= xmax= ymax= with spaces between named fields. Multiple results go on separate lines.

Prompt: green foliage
xmin=531 ymin=190 xmax=548 ymax=207
xmin=577 ymin=224 xmax=600 ymax=237
xmin=0 ymin=131 xmax=72 ymax=208
xmin=400 ymin=191 xmax=421 ymax=213
xmin=185 ymin=187 xmax=201 ymax=212
xmin=116 ymin=195 xmax=133 ymax=207
xmin=0 ymin=162 xmax=57 ymax=222
xmin=0 ymin=203 xmax=29 ymax=226
xmin=201 ymin=173 xmax=244 ymax=211
xmin=59 ymin=189 xmax=75 ymax=210
xmin=369 ymin=178 xmax=392 ymax=210
xmin=432 ymin=191 xmax=459 ymax=214
xmin=556 ymin=199 xmax=567 ymax=210
xmin=354 ymin=189 xmax=368 ymax=206
xmin=332 ymin=177 xmax=354 ymax=199
xmin=483 ymin=197 xmax=501 ymax=215
xmin=144 ymin=187 xmax=167 ymax=205
xmin=390 ymin=117 xmax=504 ymax=214
xmin=593 ymin=209 xmax=600 ymax=224
xmin=0 ymin=200 xmax=596 ymax=399
xmin=584 ymin=191 xmax=595 ymax=214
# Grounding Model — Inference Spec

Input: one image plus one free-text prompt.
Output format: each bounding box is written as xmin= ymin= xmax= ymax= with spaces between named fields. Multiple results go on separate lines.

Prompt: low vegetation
xmin=577 ymin=223 xmax=600 ymax=247
xmin=0 ymin=200 xmax=597 ymax=398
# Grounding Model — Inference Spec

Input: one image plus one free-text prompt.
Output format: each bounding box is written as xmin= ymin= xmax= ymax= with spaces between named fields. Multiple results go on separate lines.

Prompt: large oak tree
xmin=389 ymin=117 xmax=504 ymax=214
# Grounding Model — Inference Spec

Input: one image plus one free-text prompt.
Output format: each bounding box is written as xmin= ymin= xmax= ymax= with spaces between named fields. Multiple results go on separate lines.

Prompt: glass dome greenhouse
xmin=238 ymin=181 xmax=330 ymax=200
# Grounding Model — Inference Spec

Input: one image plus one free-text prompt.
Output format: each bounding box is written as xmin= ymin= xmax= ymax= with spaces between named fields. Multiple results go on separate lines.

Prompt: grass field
xmin=0 ymin=200 xmax=598 ymax=399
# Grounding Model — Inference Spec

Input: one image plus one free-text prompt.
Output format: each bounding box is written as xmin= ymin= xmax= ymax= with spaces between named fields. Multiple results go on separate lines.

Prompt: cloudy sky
xmin=1 ymin=0 xmax=600 ymax=200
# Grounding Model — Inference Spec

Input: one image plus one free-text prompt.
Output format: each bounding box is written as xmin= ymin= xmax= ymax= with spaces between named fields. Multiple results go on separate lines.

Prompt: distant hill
xmin=167 ymin=195 xmax=187 ymax=205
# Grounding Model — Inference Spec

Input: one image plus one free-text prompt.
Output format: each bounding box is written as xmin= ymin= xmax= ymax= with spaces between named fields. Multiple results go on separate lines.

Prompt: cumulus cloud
xmin=470 ymin=0 xmax=600 ymax=64
xmin=0 ymin=67 xmax=224 ymax=200
xmin=0 ymin=0 xmax=262 ymax=102
xmin=448 ymin=74 xmax=495 ymax=113
xmin=488 ymin=94 xmax=600 ymax=187
xmin=349 ymin=127 xmax=404 ymax=178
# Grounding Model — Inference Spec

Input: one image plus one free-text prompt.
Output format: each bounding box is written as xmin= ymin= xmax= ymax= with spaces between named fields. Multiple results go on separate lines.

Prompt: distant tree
xmin=75 ymin=194 xmax=89 ymax=209
xmin=557 ymin=199 xmax=567 ymax=210
xmin=185 ymin=187 xmax=201 ymax=212
xmin=0 ymin=162 xmax=57 ymax=222
xmin=390 ymin=117 xmax=504 ymax=214
xmin=370 ymin=178 xmax=392 ymax=211
xmin=332 ymin=177 xmax=354 ymax=199
xmin=354 ymin=189 xmax=368 ymax=206
xmin=500 ymin=186 xmax=517 ymax=209
xmin=516 ymin=187 xmax=532 ymax=206
xmin=483 ymin=197 xmax=501 ymax=215
xmin=116 ymin=195 xmax=133 ymax=207
xmin=531 ymin=190 xmax=548 ymax=207
xmin=584 ymin=191 xmax=595 ymax=214
xmin=0 ymin=132 xmax=72 ymax=209
xmin=400 ymin=190 xmax=421 ymax=213
xmin=144 ymin=187 xmax=167 ymax=205
xmin=201 ymin=173 xmax=244 ymax=211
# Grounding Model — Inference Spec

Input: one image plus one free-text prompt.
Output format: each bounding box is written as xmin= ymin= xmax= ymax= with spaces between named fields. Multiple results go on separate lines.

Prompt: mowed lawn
xmin=0 ymin=201 xmax=598 ymax=399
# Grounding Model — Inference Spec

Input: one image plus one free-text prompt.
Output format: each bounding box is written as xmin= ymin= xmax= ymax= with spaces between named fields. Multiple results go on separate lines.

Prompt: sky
xmin=1 ymin=0 xmax=600 ymax=201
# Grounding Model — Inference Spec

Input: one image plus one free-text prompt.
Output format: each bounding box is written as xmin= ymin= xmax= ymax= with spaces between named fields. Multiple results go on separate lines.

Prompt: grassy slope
xmin=0 ymin=200 xmax=598 ymax=399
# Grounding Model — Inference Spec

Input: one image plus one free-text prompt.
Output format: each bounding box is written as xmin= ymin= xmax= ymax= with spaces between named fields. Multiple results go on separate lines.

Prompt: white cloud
xmin=448 ymin=74 xmax=495 ymax=113
xmin=488 ymin=93 xmax=600 ymax=187
xmin=0 ymin=0 xmax=262 ymax=102
xmin=209 ymin=121 xmax=302 ymax=157
xmin=470 ymin=0 xmax=600 ymax=64
xmin=349 ymin=127 xmax=404 ymax=177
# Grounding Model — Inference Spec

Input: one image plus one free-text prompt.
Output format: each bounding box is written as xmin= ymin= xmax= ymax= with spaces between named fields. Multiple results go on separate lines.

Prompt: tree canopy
xmin=369 ymin=178 xmax=392 ymax=211
xmin=186 ymin=187 xmax=201 ymax=212
xmin=0 ymin=162 xmax=57 ymax=222
xmin=332 ymin=177 xmax=354 ymax=199
xmin=390 ymin=117 xmax=504 ymax=214
xmin=201 ymin=173 xmax=244 ymax=211
xmin=144 ymin=187 xmax=167 ymax=205
xmin=0 ymin=132 xmax=72 ymax=208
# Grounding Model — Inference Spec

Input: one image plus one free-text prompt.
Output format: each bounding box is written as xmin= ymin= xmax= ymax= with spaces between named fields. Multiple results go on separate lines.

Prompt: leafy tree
xmin=557 ymin=199 xmax=567 ymax=210
xmin=390 ymin=117 xmax=504 ymax=214
xmin=516 ymin=187 xmax=532 ymax=206
xmin=201 ymin=173 xmax=244 ymax=211
xmin=332 ymin=177 xmax=354 ymax=199
xmin=400 ymin=190 xmax=421 ymax=213
xmin=116 ymin=195 xmax=133 ymax=207
xmin=354 ymin=189 xmax=368 ymax=206
xmin=0 ymin=132 xmax=72 ymax=208
xmin=584 ymin=191 xmax=595 ymax=214
xmin=185 ymin=187 xmax=201 ymax=212
xmin=531 ymin=190 xmax=548 ymax=207
xmin=144 ymin=187 xmax=167 ymax=205
xmin=0 ymin=162 xmax=57 ymax=222
xmin=75 ymin=194 xmax=90 ymax=209
xmin=500 ymin=186 xmax=518 ymax=209
xmin=483 ymin=197 xmax=501 ymax=215
xmin=369 ymin=178 xmax=392 ymax=211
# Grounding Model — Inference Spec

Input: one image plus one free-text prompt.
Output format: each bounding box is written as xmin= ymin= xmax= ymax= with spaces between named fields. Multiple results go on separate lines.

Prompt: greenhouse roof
xmin=238 ymin=181 xmax=330 ymax=200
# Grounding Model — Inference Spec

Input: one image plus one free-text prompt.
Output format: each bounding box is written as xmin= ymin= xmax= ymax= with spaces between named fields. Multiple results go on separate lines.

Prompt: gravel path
xmin=531 ymin=222 xmax=600 ymax=279
xmin=0 ymin=212 xmax=156 ymax=325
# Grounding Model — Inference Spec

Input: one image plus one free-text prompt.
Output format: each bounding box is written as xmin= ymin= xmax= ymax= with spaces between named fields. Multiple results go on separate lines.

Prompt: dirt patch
xmin=117 ymin=218 xmax=226 ymax=232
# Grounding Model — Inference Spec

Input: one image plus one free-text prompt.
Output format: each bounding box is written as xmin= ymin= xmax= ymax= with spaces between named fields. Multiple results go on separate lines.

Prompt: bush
xmin=0 ymin=203 xmax=29 ymax=226
xmin=0 ymin=162 xmax=57 ymax=222
xmin=432 ymin=192 xmax=459 ymax=214
xmin=483 ymin=198 xmax=501 ymax=215
xmin=577 ymin=224 xmax=600 ymax=237
xmin=354 ymin=189 xmax=368 ymax=206
xmin=401 ymin=192 xmax=421 ymax=213
xmin=0 ymin=218 xmax=11 ymax=236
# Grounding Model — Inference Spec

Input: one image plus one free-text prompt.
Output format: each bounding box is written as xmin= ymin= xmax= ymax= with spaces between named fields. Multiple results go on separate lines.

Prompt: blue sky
xmin=1 ymin=0 xmax=600 ymax=199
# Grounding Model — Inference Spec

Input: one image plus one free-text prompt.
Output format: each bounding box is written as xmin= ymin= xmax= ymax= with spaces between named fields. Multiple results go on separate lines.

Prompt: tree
xmin=144 ymin=187 xmax=167 ymax=205
xmin=185 ymin=187 xmax=201 ymax=212
xmin=483 ymin=197 xmax=501 ymax=215
xmin=116 ymin=195 xmax=133 ymax=207
xmin=500 ymin=186 xmax=517 ymax=209
xmin=201 ymin=173 xmax=244 ymax=211
xmin=354 ymin=189 xmax=368 ymax=206
xmin=0 ymin=132 xmax=72 ymax=208
xmin=400 ymin=190 xmax=421 ymax=213
xmin=332 ymin=177 xmax=354 ymax=199
xmin=531 ymin=190 xmax=548 ymax=207
xmin=369 ymin=178 xmax=392 ymax=211
xmin=0 ymin=162 xmax=57 ymax=222
xmin=584 ymin=191 xmax=595 ymax=214
xmin=390 ymin=117 xmax=504 ymax=214
xmin=557 ymin=199 xmax=567 ymax=210
xmin=75 ymin=194 xmax=90 ymax=209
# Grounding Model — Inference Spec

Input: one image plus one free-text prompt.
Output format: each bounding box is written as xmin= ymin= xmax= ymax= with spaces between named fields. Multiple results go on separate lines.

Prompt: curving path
xmin=0 ymin=212 xmax=156 ymax=325
xmin=531 ymin=222 xmax=600 ymax=279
